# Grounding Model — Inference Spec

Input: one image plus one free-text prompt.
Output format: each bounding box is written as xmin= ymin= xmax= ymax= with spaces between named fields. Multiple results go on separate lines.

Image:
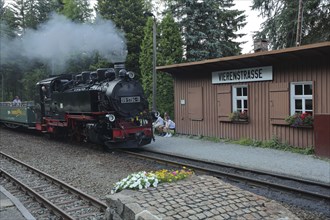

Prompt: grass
xmin=231 ymin=136 xmax=315 ymax=155
xmin=182 ymin=134 xmax=315 ymax=155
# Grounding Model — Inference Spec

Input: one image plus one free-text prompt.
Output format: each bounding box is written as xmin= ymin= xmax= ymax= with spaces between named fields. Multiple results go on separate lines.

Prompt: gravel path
xmin=0 ymin=127 xmax=167 ymax=202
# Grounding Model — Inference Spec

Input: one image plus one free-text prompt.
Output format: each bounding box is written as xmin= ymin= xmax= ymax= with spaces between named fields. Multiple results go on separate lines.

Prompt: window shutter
xmin=217 ymin=85 xmax=231 ymax=122
xmin=188 ymin=87 xmax=203 ymax=120
xmin=269 ymin=83 xmax=289 ymax=125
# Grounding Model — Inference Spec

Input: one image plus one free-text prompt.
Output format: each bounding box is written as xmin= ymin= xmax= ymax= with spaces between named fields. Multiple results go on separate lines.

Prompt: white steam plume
xmin=0 ymin=13 xmax=127 ymax=70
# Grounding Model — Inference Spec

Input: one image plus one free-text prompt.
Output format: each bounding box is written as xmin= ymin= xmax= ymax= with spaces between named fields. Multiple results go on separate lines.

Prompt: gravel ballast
xmin=0 ymin=127 xmax=166 ymax=201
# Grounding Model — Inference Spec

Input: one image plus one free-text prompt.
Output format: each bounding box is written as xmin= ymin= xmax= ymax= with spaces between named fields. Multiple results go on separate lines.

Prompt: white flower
xmin=152 ymin=179 xmax=158 ymax=187
xmin=131 ymin=181 xmax=139 ymax=188
xmin=111 ymin=171 xmax=160 ymax=193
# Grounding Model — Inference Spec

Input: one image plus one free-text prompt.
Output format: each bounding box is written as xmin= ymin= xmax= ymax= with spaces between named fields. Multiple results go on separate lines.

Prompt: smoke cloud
xmin=0 ymin=13 xmax=127 ymax=70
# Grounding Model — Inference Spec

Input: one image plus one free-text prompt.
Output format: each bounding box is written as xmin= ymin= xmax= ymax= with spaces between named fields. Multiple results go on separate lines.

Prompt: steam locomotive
xmin=0 ymin=63 xmax=155 ymax=148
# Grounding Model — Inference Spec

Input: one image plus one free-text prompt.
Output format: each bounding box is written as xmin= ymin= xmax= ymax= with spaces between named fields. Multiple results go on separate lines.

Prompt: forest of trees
xmin=0 ymin=0 xmax=329 ymax=117
xmin=252 ymin=0 xmax=330 ymax=49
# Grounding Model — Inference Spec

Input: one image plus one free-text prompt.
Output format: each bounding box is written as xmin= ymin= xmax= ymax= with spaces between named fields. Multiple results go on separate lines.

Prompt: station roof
xmin=157 ymin=41 xmax=330 ymax=75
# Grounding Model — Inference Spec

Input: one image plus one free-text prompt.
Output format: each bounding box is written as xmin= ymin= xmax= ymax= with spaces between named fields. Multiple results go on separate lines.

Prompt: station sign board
xmin=212 ymin=66 xmax=273 ymax=84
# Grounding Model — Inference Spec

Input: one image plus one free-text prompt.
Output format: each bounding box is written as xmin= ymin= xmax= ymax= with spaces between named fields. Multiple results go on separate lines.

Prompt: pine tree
xmin=165 ymin=0 xmax=246 ymax=61
xmin=0 ymin=1 xmax=19 ymax=39
xmin=1 ymin=0 xmax=24 ymax=101
xmin=22 ymin=65 xmax=48 ymax=100
xmin=8 ymin=0 xmax=60 ymax=33
xmin=59 ymin=0 xmax=92 ymax=23
xmin=157 ymin=13 xmax=183 ymax=118
xmin=24 ymin=0 xmax=40 ymax=30
xmin=37 ymin=0 xmax=61 ymax=24
xmin=8 ymin=0 xmax=27 ymax=34
xmin=252 ymin=0 xmax=330 ymax=49
xmin=139 ymin=17 xmax=154 ymax=109
xmin=96 ymin=0 xmax=147 ymax=77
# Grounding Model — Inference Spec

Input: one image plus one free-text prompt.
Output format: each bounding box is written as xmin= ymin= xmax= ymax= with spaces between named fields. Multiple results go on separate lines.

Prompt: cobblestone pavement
xmin=107 ymin=175 xmax=299 ymax=220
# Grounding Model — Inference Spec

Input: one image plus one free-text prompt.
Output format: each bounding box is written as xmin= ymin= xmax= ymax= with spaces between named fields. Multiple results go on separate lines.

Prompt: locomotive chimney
xmin=114 ymin=63 xmax=125 ymax=79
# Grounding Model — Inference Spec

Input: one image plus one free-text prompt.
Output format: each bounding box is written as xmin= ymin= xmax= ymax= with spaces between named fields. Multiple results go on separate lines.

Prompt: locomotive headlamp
xmin=106 ymin=114 xmax=116 ymax=122
xmin=127 ymin=71 xmax=135 ymax=79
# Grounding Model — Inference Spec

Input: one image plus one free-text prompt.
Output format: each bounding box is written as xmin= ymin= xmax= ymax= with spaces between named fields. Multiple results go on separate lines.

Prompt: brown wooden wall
xmin=173 ymin=57 xmax=329 ymax=148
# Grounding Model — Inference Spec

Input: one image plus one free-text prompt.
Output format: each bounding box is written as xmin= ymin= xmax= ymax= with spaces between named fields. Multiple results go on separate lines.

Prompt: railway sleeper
xmin=32 ymin=184 xmax=53 ymax=190
xmin=38 ymin=188 xmax=64 ymax=194
xmin=77 ymin=211 xmax=104 ymax=218
xmin=65 ymin=205 xmax=91 ymax=212
xmin=46 ymin=193 xmax=70 ymax=200
xmin=54 ymin=199 xmax=78 ymax=206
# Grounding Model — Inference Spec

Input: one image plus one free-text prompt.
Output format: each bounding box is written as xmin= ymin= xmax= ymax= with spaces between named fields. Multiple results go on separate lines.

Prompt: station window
xmin=290 ymin=82 xmax=313 ymax=115
xmin=232 ymin=85 xmax=248 ymax=112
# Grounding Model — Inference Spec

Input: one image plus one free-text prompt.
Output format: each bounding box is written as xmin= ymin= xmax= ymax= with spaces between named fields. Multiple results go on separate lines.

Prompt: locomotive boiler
xmin=10 ymin=63 xmax=155 ymax=148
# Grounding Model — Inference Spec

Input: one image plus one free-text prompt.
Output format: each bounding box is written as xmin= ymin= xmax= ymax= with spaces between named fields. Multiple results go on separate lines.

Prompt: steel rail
xmin=0 ymin=169 xmax=74 ymax=219
xmin=0 ymin=151 xmax=107 ymax=211
xmin=120 ymin=149 xmax=330 ymax=201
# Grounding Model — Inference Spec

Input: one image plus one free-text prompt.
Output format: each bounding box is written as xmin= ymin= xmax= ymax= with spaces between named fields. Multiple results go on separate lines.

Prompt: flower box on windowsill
xmin=285 ymin=113 xmax=313 ymax=129
xmin=230 ymin=118 xmax=249 ymax=124
xmin=229 ymin=111 xmax=249 ymax=124
xmin=290 ymin=125 xmax=313 ymax=129
xmin=230 ymin=119 xmax=249 ymax=124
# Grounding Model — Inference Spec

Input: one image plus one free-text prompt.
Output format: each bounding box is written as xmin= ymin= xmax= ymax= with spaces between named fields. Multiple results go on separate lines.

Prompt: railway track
xmin=0 ymin=152 xmax=107 ymax=220
xmin=122 ymin=149 xmax=330 ymax=202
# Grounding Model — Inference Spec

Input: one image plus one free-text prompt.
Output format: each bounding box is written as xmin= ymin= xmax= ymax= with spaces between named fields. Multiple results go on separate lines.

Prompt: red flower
xmin=239 ymin=111 xmax=248 ymax=119
xmin=300 ymin=112 xmax=310 ymax=120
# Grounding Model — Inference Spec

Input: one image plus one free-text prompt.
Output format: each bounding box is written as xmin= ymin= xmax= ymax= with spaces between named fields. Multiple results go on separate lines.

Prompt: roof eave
xmin=157 ymin=41 xmax=330 ymax=74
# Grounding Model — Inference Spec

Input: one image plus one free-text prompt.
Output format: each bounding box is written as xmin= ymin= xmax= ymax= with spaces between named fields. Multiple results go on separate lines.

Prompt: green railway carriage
xmin=0 ymin=102 xmax=36 ymax=128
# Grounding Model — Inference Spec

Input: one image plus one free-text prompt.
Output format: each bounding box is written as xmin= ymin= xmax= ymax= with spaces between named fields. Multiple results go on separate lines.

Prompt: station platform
xmin=0 ymin=186 xmax=35 ymax=220
xmin=144 ymin=135 xmax=330 ymax=184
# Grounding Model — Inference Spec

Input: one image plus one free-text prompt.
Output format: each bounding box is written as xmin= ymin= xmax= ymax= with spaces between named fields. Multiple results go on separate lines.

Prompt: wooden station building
xmin=157 ymin=41 xmax=330 ymax=156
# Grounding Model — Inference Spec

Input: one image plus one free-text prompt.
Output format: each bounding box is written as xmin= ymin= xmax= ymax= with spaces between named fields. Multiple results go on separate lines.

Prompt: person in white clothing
xmin=12 ymin=96 xmax=21 ymax=106
xmin=152 ymin=115 xmax=165 ymax=134
xmin=163 ymin=116 xmax=175 ymax=137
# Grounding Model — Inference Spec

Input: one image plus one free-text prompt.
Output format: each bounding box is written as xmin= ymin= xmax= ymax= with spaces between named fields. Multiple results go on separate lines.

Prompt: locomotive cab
xmin=35 ymin=75 xmax=73 ymax=121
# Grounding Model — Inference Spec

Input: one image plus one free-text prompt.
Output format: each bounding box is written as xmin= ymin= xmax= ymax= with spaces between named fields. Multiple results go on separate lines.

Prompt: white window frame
xmin=290 ymin=81 xmax=313 ymax=115
xmin=232 ymin=85 xmax=248 ymax=112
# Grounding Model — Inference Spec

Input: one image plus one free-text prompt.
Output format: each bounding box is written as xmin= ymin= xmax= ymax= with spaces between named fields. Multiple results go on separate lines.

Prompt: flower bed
xmin=111 ymin=167 xmax=194 ymax=194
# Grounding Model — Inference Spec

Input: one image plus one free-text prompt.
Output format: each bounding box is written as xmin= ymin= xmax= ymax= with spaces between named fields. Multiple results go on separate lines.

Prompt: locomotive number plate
xmin=121 ymin=96 xmax=140 ymax=103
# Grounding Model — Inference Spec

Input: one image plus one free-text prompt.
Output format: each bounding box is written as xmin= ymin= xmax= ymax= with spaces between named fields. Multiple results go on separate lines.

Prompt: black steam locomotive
xmin=0 ymin=63 xmax=155 ymax=148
